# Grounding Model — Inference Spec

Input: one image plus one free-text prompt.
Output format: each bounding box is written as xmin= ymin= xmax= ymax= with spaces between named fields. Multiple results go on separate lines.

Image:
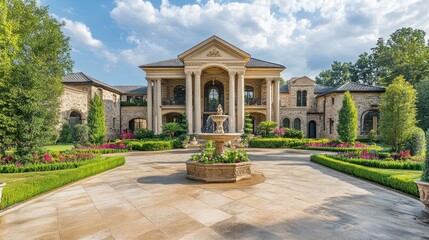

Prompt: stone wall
xmin=59 ymin=86 xmax=89 ymax=126
xmin=120 ymin=106 xmax=148 ymax=131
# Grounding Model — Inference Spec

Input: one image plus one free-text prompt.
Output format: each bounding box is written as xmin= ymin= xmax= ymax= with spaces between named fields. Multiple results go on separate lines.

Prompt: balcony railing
xmin=120 ymin=100 xmax=147 ymax=106
xmin=245 ymin=98 xmax=266 ymax=106
xmin=162 ymin=98 xmax=185 ymax=105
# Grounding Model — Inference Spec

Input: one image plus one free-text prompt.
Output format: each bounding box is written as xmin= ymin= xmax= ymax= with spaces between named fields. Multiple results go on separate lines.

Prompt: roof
xmin=316 ymin=82 xmax=385 ymax=97
xmin=280 ymin=84 xmax=332 ymax=94
xmin=139 ymin=57 xmax=284 ymax=69
xmin=62 ymin=72 xmax=123 ymax=94
xmin=114 ymin=86 xmax=147 ymax=94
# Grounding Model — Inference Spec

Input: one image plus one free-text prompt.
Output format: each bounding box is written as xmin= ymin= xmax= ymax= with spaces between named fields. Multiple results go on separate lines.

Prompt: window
xmin=329 ymin=118 xmax=334 ymax=134
xmin=293 ymin=118 xmax=301 ymax=130
xmin=296 ymin=90 xmax=307 ymax=107
xmin=113 ymin=95 xmax=117 ymax=106
xmin=362 ymin=111 xmax=380 ymax=134
xmin=283 ymin=118 xmax=290 ymax=128
xmin=69 ymin=111 xmax=82 ymax=128
xmin=173 ymin=85 xmax=186 ymax=105
xmin=204 ymin=80 xmax=224 ymax=112
xmin=129 ymin=118 xmax=147 ymax=132
xmin=331 ymin=97 xmax=335 ymax=105
xmin=244 ymin=86 xmax=254 ymax=105
xmin=113 ymin=118 xmax=116 ymax=129
xmin=208 ymin=87 xmax=219 ymax=110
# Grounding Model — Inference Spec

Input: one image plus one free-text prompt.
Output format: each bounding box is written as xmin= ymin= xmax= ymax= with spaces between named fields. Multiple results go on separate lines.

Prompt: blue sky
xmin=41 ymin=0 xmax=429 ymax=86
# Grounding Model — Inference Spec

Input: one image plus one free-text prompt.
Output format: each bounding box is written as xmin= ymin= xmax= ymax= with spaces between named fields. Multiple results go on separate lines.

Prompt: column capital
xmin=185 ymin=71 xmax=193 ymax=77
xmin=193 ymin=70 xmax=201 ymax=77
xmin=237 ymin=70 xmax=245 ymax=76
xmin=146 ymin=77 xmax=155 ymax=82
xmin=228 ymin=71 xmax=236 ymax=78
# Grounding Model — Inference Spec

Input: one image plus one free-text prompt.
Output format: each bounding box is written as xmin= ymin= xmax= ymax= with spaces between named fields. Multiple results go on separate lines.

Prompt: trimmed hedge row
xmin=310 ymin=155 xmax=419 ymax=197
xmin=0 ymin=157 xmax=103 ymax=173
xmin=328 ymin=155 xmax=422 ymax=170
xmin=73 ymin=149 xmax=129 ymax=154
xmin=127 ymin=140 xmax=173 ymax=151
xmin=250 ymin=138 xmax=330 ymax=148
xmin=1 ymin=156 xmax=125 ymax=209
xmin=298 ymin=146 xmax=381 ymax=152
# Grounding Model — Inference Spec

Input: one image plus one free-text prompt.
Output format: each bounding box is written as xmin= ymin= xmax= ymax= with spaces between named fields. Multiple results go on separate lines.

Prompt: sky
xmin=40 ymin=0 xmax=429 ymax=86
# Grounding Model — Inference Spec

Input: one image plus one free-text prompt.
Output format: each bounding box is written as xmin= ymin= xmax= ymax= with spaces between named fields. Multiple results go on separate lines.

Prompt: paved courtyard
xmin=0 ymin=149 xmax=428 ymax=239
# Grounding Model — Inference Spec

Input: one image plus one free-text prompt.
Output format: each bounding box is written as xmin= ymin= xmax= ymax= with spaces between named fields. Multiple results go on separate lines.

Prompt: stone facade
xmin=121 ymin=106 xmax=147 ymax=131
xmin=59 ymin=86 xmax=89 ymax=126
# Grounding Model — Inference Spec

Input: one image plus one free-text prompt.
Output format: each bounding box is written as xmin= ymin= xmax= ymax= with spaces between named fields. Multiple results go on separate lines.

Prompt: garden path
xmin=0 ymin=149 xmax=428 ymax=239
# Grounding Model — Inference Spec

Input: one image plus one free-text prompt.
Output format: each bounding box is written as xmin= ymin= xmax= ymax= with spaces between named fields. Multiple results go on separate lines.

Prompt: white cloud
xmin=110 ymin=0 xmax=429 ymax=79
xmin=60 ymin=18 xmax=118 ymax=68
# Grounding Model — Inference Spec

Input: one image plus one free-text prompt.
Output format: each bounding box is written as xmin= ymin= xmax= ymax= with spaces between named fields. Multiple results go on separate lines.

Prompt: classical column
xmin=153 ymin=79 xmax=158 ymax=133
xmin=194 ymin=71 xmax=202 ymax=134
xmin=237 ymin=71 xmax=245 ymax=132
xmin=266 ymin=78 xmax=272 ymax=122
xmin=273 ymin=79 xmax=280 ymax=124
xmin=146 ymin=79 xmax=153 ymax=131
xmin=185 ymin=71 xmax=193 ymax=133
xmin=228 ymin=71 xmax=236 ymax=133
xmin=156 ymin=78 xmax=162 ymax=134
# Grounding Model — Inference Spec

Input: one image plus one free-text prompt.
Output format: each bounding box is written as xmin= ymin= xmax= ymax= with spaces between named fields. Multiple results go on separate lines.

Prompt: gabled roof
xmin=178 ymin=35 xmax=250 ymax=62
xmin=316 ymin=82 xmax=385 ymax=97
xmin=62 ymin=72 xmax=123 ymax=94
xmin=114 ymin=86 xmax=147 ymax=94
xmin=139 ymin=57 xmax=284 ymax=69
xmin=280 ymin=84 xmax=332 ymax=93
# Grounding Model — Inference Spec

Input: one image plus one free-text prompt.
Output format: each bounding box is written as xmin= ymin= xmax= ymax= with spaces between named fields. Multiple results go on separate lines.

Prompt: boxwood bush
xmin=127 ymin=140 xmax=173 ymax=151
xmin=250 ymin=138 xmax=330 ymax=148
xmin=1 ymin=156 xmax=125 ymax=208
xmin=73 ymin=148 xmax=129 ymax=154
xmin=0 ymin=157 xmax=104 ymax=173
xmin=284 ymin=128 xmax=304 ymax=139
xmin=404 ymin=127 xmax=426 ymax=156
xmin=328 ymin=155 xmax=422 ymax=170
xmin=310 ymin=155 xmax=419 ymax=197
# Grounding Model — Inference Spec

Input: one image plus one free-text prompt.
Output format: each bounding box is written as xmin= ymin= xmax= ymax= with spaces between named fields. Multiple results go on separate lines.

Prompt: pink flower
xmin=43 ymin=153 xmax=52 ymax=162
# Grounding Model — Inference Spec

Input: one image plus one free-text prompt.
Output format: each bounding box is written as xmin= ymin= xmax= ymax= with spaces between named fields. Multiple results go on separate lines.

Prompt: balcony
xmin=162 ymin=98 xmax=185 ymax=106
xmin=245 ymin=98 xmax=266 ymax=106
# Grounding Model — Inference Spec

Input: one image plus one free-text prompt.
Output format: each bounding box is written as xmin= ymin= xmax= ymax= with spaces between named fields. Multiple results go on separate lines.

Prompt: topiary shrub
xmin=284 ymin=128 xmax=304 ymax=139
xmin=337 ymin=91 xmax=358 ymax=143
xmin=73 ymin=124 xmax=90 ymax=147
xmin=134 ymin=128 xmax=156 ymax=139
xmin=58 ymin=122 xmax=74 ymax=143
xmin=404 ymin=127 xmax=426 ymax=156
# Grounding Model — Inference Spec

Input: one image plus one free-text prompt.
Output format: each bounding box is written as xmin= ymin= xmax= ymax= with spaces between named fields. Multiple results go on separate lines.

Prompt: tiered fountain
xmin=186 ymin=105 xmax=252 ymax=183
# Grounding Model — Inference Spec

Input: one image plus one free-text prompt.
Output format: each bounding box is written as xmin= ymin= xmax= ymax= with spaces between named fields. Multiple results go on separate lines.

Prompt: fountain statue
xmin=198 ymin=104 xmax=241 ymax=155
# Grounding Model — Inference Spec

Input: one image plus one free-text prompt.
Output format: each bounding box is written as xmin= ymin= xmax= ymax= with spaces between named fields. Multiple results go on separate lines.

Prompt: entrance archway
xmin=308 ymin=121 xmax=316 ymax=138
xmin=203 ymin=80 xmax=225 ymax=132
xmin=69 ymin=111 xmax=82 ymax=128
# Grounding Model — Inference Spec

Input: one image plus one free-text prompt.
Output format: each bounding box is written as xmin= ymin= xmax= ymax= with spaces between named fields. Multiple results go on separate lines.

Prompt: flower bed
xmin=250 ymin=138 xmax=330 ymax=148
xmin=328 ymin=153 xmax=422 ymax=170
xmin=191 ymin=148 xmax=249 ymax=164
xmin=74 ymin=142 xmax=129 ymax=154
xmin=300 ymin=141 xmax=382 ymax=152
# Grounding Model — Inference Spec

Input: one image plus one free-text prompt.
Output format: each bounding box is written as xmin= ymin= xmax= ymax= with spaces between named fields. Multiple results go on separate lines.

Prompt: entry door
xmin=308 ymin=121 xmax=316 ymax=138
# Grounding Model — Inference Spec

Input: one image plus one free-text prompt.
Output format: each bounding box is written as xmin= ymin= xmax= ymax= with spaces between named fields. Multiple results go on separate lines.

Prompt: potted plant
xmin=414 ymin=129 xmax=429 ymax=213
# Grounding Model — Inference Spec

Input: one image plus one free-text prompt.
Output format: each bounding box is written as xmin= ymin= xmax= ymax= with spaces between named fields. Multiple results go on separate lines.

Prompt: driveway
xmin=0 ymin=149 xmax=427 ymax=239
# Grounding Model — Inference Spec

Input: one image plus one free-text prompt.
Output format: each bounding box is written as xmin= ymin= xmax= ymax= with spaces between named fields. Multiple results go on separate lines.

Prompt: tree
xmin=0 ymin=0 xmax=73 ymax=158
xmin=257 ymin=121 xmax=277 ymax=137
xmin=350 ymin=52 xmax=377 ymax=85
xmin=58 ymin=122 xmax=74 ymax=144
xmin=179 ymin=112 xmax=188 ymax=135
xmin=422 ymin=129 xmax=429 ymax=182
xmin=372 ymin=27 xmax=429 ymax=86
xmin=379 ymin=76 xmax=417 ymax=152
xmin=88 ymin=93 xmax=106 ymax=144
xmin=161 ymin=122 xmax=183 ymax=137
xmin=416 ymin=80 xmax=429 ymax=131
xmin=244 ymin=113 xmax=253 ymax=134
xmin=337 ymin=91 xmax=358 ymax=143
xmin=316 ymin=61 xmax=352 ymax=87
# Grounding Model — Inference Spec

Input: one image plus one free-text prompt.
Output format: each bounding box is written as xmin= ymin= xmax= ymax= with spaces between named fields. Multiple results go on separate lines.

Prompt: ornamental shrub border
xmin=127 ymin=140 xmax=174 ymax=151
xmin=298 ymin=146 xmax=381 ymax=152
xmin=250 ymin=138 xmax=330 ymax=148
xmin=1 ymin=156 xmax=125 ymax=209
xmin=73 ymin=148 xmax=129 ymax=154
xmin=310 ymin=154 xmax=419 ymax=197
xmin=327 ymin=155 xmax=422 ymax=170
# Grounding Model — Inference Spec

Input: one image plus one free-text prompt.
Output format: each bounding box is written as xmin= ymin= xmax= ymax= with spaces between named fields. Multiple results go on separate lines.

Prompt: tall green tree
xmin=316 ymin=61 xmax=352 ymax=87
xmin=379 ymin=76 xmax=417 ymax=152
xmin=416 ymin=79 xmax=429 ymax=131
xmin=337 ymin=91 xmax=358 ymax=143
xmin=0 ymin=0 xmax=73 ymax=158
xmin=88 ymin=94 xmax=106 ymax=144
xmin=372 ymin=27 xmax=429 ymax=86
xmin=350 ymin=52 xmax=377 ymax=85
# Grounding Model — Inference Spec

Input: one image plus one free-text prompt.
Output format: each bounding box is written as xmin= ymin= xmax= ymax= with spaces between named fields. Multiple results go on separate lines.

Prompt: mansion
xmin=60 ymin=36 xmax=385 ymax=140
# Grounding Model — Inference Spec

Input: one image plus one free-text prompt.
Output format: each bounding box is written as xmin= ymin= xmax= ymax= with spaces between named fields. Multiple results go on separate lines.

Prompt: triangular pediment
xmin=290 ymin=76 xmax=315 ymax=86
xmin=178 ymin=36 xmax=250 ymax=63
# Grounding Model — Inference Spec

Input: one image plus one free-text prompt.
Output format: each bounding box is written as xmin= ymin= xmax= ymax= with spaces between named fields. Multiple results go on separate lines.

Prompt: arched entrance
xmin=308 ymin=121 xmax=317 ymax=138
xmin=69 ymin=111 xmax=82 ymax=128
xmin=129 ymin=118 xmax=147 ymax=132
xmin=203 ymin=80 xmax=225 ymax=132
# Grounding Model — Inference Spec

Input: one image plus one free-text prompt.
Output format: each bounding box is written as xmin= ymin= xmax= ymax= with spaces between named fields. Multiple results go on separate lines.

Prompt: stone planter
xmin=186 ymin=160 xmax=251 ymax=183
xmin=0 ymin=182 xmax=5 ymax=204
xmin=414 ymin=180 xmax=429 ymax=213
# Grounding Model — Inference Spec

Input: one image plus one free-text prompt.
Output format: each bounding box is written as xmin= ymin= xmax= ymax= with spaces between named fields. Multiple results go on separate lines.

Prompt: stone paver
xmin=0 ymin=149 xmax=428 ymax=239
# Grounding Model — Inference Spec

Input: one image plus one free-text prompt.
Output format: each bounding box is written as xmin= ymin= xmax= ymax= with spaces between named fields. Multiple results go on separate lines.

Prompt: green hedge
xmin=298 ymin=146 xmax=381 ymax=152
xmin=0 ymin=157 xmax=103 ymax=173
xmin=1 ymin=156 xmax=125 ymax=208
xmin=250 ymin=138 xmax=330 ymax=148
xmin=73 ymin=148 xmax=129 ymax=154
xmin=310 ymin=155 xmax=419 ymax=197
xmin=328 ymin=155 xmax=422 ymax=170
xmin=127 ymin=140 xmax=173 ymax=151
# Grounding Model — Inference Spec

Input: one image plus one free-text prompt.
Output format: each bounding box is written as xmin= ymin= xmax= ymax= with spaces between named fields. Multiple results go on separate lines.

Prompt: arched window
xmin=129 ymin=118 xmax=147 ymax=132
xmin=362 ymin=111 xmax=380 ymax=134
xmin=69 ymin=111 xmax=82 ymax=128
xmin=296 ymin=90 xmax=307 ymax=107
xmin=173 ymin=85 xmax=185 ymax=105
xmin=244 ymin=86 xmax=254 ymax=105
xmin=282 ymin=118 xmax=290 ymax=128
xmin=204 ymin=80 xmax=224 ymax=112
xmin=293 ymin=118 xmax=301 ymax=130
xmin=209 ymin=88 xmax=219 ymax=109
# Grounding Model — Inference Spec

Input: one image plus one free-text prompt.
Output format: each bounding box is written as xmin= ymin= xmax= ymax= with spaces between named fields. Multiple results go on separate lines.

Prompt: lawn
xmin=44 ymin=144 xmax=74 ymax=152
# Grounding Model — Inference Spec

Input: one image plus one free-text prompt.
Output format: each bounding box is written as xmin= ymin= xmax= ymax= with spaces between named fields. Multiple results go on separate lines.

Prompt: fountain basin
xmin=198 ymin=133 xmax=240 ymax=155
xmin=186 ymin=160 xmax=251 ymax=183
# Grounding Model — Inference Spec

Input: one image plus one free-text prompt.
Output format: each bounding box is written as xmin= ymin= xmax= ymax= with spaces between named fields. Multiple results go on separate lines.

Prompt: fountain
xmin=198 ymin=104 xmax=241 ymax=155
xmin=186 ymin=104 xmax=252 ymax=183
